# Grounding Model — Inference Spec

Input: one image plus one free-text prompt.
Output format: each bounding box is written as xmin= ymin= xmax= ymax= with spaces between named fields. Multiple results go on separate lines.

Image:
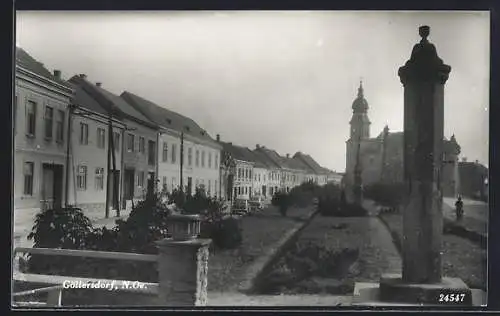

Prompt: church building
xmin=344 ymin=81 xmax=461 ymax=198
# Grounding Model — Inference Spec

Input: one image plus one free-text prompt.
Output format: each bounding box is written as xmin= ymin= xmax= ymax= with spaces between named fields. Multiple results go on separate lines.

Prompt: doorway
xmin=262 ymin=185 xmax=267 ymax=197
xmin=147 ymin=172 xmax=155 ymax=197
xmin=108 ymin=170 xmax=120 ymax=210
xmin=41 ymin=163 xmax=63 ymax=210
xmin=227 ymin=174 xmax=234 ymax=201
xmin=187 ymin=177 xmax=193 ymax=195
xmin=123 ymin=168 xmax=135 ymax=209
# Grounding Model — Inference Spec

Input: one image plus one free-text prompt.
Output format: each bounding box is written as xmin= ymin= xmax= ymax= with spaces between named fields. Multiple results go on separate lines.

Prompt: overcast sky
xmin=16 ymin=11 xmax=489 ymax=171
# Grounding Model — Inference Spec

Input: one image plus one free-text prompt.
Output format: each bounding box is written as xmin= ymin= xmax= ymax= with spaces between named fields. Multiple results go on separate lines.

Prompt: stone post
xmin=156 ymin=214 xmax=210 ymax=306
xmin=398 ymin=25 xmax=450 ymax=284
xmin=156 ymin=238 xmax=211 ymax=306
xmin=375 ymin=26 xmax=471 ymax=306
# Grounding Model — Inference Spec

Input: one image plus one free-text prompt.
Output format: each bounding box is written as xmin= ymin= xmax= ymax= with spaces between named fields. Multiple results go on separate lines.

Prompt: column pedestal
xmin=155 ymin=238 xmax=211 ymax=306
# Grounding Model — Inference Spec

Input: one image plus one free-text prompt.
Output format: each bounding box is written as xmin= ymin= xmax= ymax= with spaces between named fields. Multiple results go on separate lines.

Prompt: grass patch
xmin=379 ymin=213 xmax=486 ymax=291
xmin=207 ymin=205 xmax=314 ymax=293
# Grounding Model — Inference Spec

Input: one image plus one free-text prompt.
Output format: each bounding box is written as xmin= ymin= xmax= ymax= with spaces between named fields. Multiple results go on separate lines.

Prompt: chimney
xmin=462 ymin=157 xmax=467 ymax=162
xmin=96 ymin=82 xmax=102 ymax=87
xmin=216 ymin=134 xmax=220 ymax=142
xmin=79 ymin=74 xmax=87 ymax=79
xmin=475 ymin=159 xmax=479 ymax=164
xmin=228 ymin=142 xmax=232 ymax=146
xmin=256 ymin=144 xmax=260 ymax=149
xmin=53 ymin=70 xmax=61 ymax=79
xmin=286 ymin=153 xmax=290 ymax=159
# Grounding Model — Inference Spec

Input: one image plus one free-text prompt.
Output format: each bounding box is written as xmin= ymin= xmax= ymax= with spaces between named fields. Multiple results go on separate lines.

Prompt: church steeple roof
xmin=352 ymin=80 xmax=369 ymax=113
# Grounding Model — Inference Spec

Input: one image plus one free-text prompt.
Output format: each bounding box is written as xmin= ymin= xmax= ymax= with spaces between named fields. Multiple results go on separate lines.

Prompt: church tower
xmin=349 ymin=80 xmax=371 ymax=141
xmin=345 ymin=80 xmax=371 ymax=202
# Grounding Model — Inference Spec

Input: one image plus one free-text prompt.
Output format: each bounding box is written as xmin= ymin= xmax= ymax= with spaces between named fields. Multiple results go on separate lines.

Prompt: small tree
xmin=272 ymin=191 xmax=291 ymax=217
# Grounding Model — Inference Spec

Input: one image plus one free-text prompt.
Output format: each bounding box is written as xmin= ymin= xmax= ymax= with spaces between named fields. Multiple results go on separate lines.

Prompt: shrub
xmin=287 ymin=181 xmax=322 ymax=207
xmin=364 ymin=182 xmax=406 ymax=208
xmin=272 ymin=191 xmax=291 ymax=217
xmin=27 ymin=206 xmax=93 ymax=249
xmin=209 ymin=216 xmax=243 ymax=249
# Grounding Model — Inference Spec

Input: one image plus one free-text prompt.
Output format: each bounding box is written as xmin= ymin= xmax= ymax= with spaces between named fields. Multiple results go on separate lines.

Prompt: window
xmin=138 ymin=171 xmax=145 ymax=187
xmin=23 ymin=162 xmax=34 ymax=195
xmin=148 ymin=140 xmax=156 ymax=166
xmin=127 ymin=133 xmax=134 ymax=152
xmin=172 ymin=177 xmax=176 ymax=190
xmin=95 ymin=168 xmax=104 ymax=190
xmin=215 ymin=180 xmax=218 ymax=195
xmin=215 ymin=154 xmax=218 ymax=169
xmin=97 ymin=128 xmax=106 ymax=149
xmin=26 ymin=100 xmax=37 ymax=136
xmin=139 ymin=137 xmax=145 ymax=153
xmin=14 ymin=95 xmax=18 ymax=134
xmin=171 ymin=144 xmax=177 ymax=163
xmin=238 ymin=168 xmax=242 ymax=179
xmin=77 ymin=165 xmax=87 ymax=190
xmin=201 ymin=151 xmax=205 ymax=167
xmin=195 ymin=150 xmax=200 ymax=167
xmin=79 ymin=123 xmax=88 ymax=145
xmin=208 ymin=153 xmax=212 ymax=168
xmin=162 ymin=142 xmax=168 ymax=162
xmin=113 ymin=132 xmax=120 ymax=152
xmin=44 ymin=106 xmax=54 ymax=140
xmin=56 ymin=110 xmax=65 ymax=143
xmin=208 ymin=180 xmax=211 ymax=195
xmin=188 ymin=148 xmax=193 ymax=166
xmin=249 ymin=170 xmax=252 ymax=180
xmin=245 ymin=169 xmax=248 ymax=179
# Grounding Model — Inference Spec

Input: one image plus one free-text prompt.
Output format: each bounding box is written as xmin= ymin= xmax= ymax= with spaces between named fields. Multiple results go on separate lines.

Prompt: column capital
xmin=398 ymin=26 xmax=451 ymax=85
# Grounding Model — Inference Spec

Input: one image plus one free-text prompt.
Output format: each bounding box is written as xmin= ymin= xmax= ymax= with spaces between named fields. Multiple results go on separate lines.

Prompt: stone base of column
xmin=352 ymin=274 xmax=482 ymax=306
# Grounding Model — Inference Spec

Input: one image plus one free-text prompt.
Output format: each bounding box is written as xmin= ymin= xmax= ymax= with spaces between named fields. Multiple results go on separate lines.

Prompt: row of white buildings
xmin=14 ymin=47 xmax=342 ymax=219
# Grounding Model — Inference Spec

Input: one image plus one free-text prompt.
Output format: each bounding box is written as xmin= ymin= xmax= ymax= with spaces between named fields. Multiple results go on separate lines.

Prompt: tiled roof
xmin=293 ymin=152 xmax=327 ymax=175
xmin=252 ymin=149 xmax=281 ymax=169
xmin=15 ymin=47 xmax=72 ymax=89
xmin=221 ymin=142 xmax=253 ymax=163
xmin=283 ymin=156 xmax=310 ymax=172
xmin=68 ymin=76 xmax=156 ymax=129
xmin=68 ymin=82 xmax=111 ymax=117
xmin=239 ymin=147 xmax=267 ymax=168
xmin=121 ymin=91 xmax=216 ymax=144
xmin=255 ymin=147 xmax=288 ymax=169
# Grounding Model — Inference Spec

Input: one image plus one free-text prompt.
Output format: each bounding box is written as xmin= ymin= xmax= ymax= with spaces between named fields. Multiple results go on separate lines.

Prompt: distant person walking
xmin=455 ymin=195 xmax=464 ymax=222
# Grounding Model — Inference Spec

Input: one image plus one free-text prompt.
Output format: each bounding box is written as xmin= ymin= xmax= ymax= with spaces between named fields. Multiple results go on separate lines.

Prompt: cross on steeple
xmin=358 ymin=77 xmax=364 ymax=97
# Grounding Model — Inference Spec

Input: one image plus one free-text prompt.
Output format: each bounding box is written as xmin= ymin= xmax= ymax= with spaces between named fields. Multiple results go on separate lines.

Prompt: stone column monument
xmin=353 ymin=26 xmax=473 ymax=306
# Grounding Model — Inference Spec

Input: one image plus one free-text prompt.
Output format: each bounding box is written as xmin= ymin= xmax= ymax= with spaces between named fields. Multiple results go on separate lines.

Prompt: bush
xmin=364 ymin=182 xmax=405 ymax=208
xmin=26 ymin=187 xmax=244 ymax=282
xmin=272 ymin=191 xmax=291 ymax=217
xmin=209 ymin=217 xmax=243 ymax=249
xmin=287 ymin=181 xmax=322 ymax=207
xmin=27 ymin=206 xmax=93 ymax=249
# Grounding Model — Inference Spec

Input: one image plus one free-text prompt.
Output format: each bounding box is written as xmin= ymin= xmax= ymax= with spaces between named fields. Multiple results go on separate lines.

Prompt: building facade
xmin=69 ymin=75 xmax=159 ymax=211
xmin=121 ymin=91 xmax=222 ymax=198
xmin=14 ymin=48 xmax=73 ymax=222
xmin=344 ymin=81 xmax=460 ymax=198
xmin=66 ymin=82 xmax=126 ymax=218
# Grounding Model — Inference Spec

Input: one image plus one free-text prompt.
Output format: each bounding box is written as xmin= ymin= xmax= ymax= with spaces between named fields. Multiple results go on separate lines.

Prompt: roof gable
xmin=16 ymin=47 xmax=72 ymax=89
xmin=68 ymin=76 xmax=156 ymax=129
xmin=121 ymin=91 xmax=216 ymax=143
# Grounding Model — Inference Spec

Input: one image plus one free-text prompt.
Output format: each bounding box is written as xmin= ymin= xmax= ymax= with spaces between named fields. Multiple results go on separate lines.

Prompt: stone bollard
xmin=155 ymin=214 xmax=211 ymax=306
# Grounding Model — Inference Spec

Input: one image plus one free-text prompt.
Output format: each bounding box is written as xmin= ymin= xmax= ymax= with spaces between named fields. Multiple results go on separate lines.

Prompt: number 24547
xmin=439 ymin=293 xmax=466 ymax=303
